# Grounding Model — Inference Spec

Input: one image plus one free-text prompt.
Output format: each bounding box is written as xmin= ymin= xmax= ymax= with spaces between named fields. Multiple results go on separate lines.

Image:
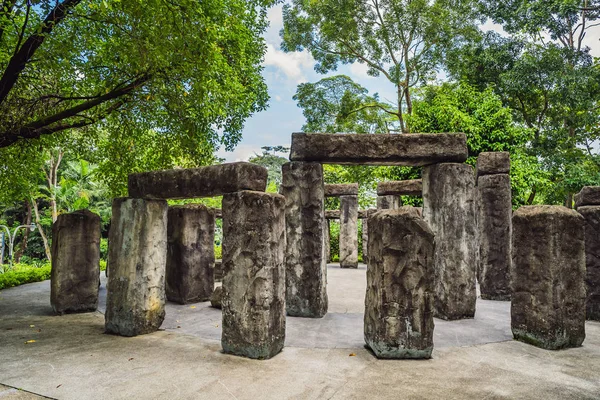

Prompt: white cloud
xmin=349 ymin=62 xmax=374 ymax=80
xmin=216 ymin=144 xmax=263 ymax=162
xmin=264 ymin=43 xmax=315 ymax=84
xmin=275 ymin=95 xmax=282 ymax=101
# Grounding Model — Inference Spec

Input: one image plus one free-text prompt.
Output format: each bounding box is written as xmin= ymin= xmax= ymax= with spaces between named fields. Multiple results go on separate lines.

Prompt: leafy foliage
xmin=0 ymin=262 xmax=51 ymax=289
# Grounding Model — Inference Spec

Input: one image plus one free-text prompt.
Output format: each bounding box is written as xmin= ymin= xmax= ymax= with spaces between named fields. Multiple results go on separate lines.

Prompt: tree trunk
xmin=31 ymin=199 xmax=51 ymax=262
xmin=13 ymin=199 xmax=31 ymax=263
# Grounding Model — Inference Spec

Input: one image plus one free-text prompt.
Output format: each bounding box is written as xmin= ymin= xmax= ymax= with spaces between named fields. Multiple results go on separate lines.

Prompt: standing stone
xmin=221 ymin=191 xmax=286 ymax=359
xmin=324 ymin=219 xmax=331 ymax=263
xmin=51 ymin=210 xmax=101 ymax=315
xmin=281 ymin=162 xmax=328 ymax=318
xmin=166 ymin=205 xmax=215 ymax=304
xmin=362 ymin=217 xmax=368 ymax=264
xmin=377 ymin=195 xmax=401 ymax=210
xmin=576 ymin=206 xmax=600 ymax=321
xmin=214 ymin=259 xmax=223 ymax=282
xmin=364 ymin=208 xmax=435 ymax=359
xmin=512 ymin=206 xmax=586 ymax=349
xmin=105 ymin=198 xmax=168 ymax=337
xmin=339 ymin=195 xmax=359 ymax=268
xmin=478 ymin=173 xmax=512 ymax=300
xmin=211 ymin=286 xmax=223 ymax=309
xmin=423 ymin=163 xmax=478 ymax=320
xmin=575 ymin=186 xmax=600 ymax=208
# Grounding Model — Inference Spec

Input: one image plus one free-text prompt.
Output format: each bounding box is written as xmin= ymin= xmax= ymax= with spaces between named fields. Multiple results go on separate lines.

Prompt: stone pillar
xmin=512 ymin=206 xmax=586 ymax=349
xmin=364 ymin=208 xmax=435 ymax=359
xmin=423 ymin=163 xmax=478 ymax=320
xmin=361 ymin=217 xmax=368 ymax=264
xmin=476 ymin=152 xmax=512 ymax=300
xmin=377 ymin=195 xmax=401 ymax=210
xmin=105 ymin=198 xmax=168 ymax=337
xmin=575 ymin=187 xmax=600 ymax=321
xmin=166 ymin=204 xmax=215 ymax=304
xmin=339 ymin=195 xmax=359 ymax=268
xmin=221 ymin=191 xmax=286 ymax=359
xmin=50 ymin=210 xmax=101 ymax=315
xmin=324 ymin=219 xmax=331 ymax=263
xmin=281 ymin=162 xmax=328 ymax=318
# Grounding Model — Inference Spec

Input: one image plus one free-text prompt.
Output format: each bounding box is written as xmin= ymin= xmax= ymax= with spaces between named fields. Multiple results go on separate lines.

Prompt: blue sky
xmin=217 ymin=4 xmax=600 ymax=162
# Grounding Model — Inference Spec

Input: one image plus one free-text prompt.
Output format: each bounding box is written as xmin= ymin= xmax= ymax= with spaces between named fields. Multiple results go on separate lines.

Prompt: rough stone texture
xmin=362 ymin=217 xmax=369 ymax=264
xmin=339 ymin=195 xmax=359 ymax=269
xmin=50 ymin=210 xmax=101 ymax=315
xmin=281 ymin=162 xmax=328 ymax=318
xmin=377 ymin=179 xmax=423 ymax=196
xmin=476 ymin=152 xmax=510 ymax=177
xmin=213 ymin=208 xmax=223 ymax=219
xmin=364 ymin=208 xmax=435 ymax=359
xmin=324 ymin=219 xmax=331 ymax=262
xmin=324 ymin=183 xmax=359 ymax=197
xmin=576 ymin=206 xmax=600 ymax=321
xmin=166 ymin=205 xmax=215 ymax=304
xmin=290 ymin=133 xmax=468 ymax=166
xmin=478 ymin=174 xmax=512 ymax=301
xmin=575 ymin=186 xmax=600 ymax=208
xmin=210 ymin=286 xmax=223 ymax=309
xmin=128 ymin=162 xmax=268 ymax=199
xmin=221 ymin=191 xmax=286 ymax=359
xmin=512 ymin=206 xmax=586 ymax=349
xmin=105 ymin=198 xmax=168 ymax=337
xmin=377 ymin=195 xmax=402 ymax=210
xmin=325 ymin=210 xmax=340 ymax=219
xmin=214 ymin=260 xmax=223 ymax=282
xmin=423 ymin=163 xmax=479 ymax=320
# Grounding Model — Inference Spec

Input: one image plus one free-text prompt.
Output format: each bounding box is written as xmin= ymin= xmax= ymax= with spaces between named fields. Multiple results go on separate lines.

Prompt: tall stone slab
xmin=576 ymin=206 xmax=600 ymax=321
xmin=166 ymin=204 xmax=215 ymax=304
xmin=423 ymin=163 xmax=478 ymax=320
xmin=362 ymin=217 xmax=368 ymax=264
xmin=281 ymin=162 xmax=328 ymax=318
xmin=105 ymin=198 xmax=168 ymax=337
xmin=364 ymin=208 xmax=435 ymax=359
xmin=339 ymin=195 xmax=359 ymax=268
xmin=512 ymin=206 xmax=586 ymax=349
xmin=377 ymin=195 xmax=401 ymax=210
xmin=477 ymin=173 xmax=512 ymax=300
xmin=324 ymin=219 xmax=331 ymax=263
xmin=50 ymin=210 xmax=101 ymax=315
xmin=221 ymin=191 xmax=286 ymax=359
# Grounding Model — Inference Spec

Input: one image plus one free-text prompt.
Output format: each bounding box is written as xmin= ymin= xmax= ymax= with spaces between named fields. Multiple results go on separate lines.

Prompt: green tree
xmin=248 ymin=146 xmax=290 ymax=191
xmin=281 ymin=0 xmax=481 ymax=132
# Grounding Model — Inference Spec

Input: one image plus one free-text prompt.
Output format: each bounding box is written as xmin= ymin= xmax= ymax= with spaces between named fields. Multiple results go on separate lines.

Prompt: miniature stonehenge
xmin=47 ymin=132 xmax=597 ymax=362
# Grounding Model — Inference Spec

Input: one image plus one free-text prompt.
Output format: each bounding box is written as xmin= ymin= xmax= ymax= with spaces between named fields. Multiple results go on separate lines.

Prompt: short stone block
xmin=324 ymin=183 xmax=359 ymax=197
xmin=377 ymin=195 xmax=402 ymax=210
xmin=575 ymin=186 xmax=600 ymax=208
xmin=476 ymin=152 xmax=510 ymax=177
xmin=512 ymin=206 xmax=586 ymax=349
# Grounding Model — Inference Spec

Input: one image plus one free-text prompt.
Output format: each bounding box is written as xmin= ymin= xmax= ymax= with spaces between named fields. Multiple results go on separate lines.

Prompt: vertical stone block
xmin=362 ymin=217 xmax=368 ymax=264
xmin=324 ymin=219 xmax=331 ymax=263
xmin=281 ymin=162 xmax=328 ymax=318
xmin=221 ymin=191 xmax=286 ymax=359
xmin=166 ymin=204 xmax=215 ymax=304
xmin=423 ymin=163 xmax=478 ymax=320
xmin=579 ymin=206 xmax=600 ymax=320
xmin=105 ymin=198 xmax=168 ymax=337
xmin=512 ymin=206 xmax=586 ymax=349
xmin=340 ymin=195 xmax=359 ymax=268
xmin=377 ymin=195 xmax=401 ymax=210
xmin=51 ymin=210 xmax=101 ymax=315
xmin=478 ymin=173 xmax=512 ymax=300
xmin=364 ymin=208 xmax=435 ymax=359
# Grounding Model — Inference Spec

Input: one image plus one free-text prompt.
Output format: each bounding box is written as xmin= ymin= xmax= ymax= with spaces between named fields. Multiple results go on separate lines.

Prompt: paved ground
xmin=1 ymin=264 xmax=599 ymax=399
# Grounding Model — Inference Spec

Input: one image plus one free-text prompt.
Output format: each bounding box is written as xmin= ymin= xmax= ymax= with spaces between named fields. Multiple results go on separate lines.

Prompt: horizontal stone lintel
xmin=476 ymin=152 xmax=510 ymax=177
xmin=290 ymin=133 xmax=468 ymax=166
xmin=377 ymin=179 xmax=422 ymax=196
xmin=324 ymin=183 xmax=359 ymax=197
xmin=325 ymin=209 xmax=373 ymax=219
xmin=128 ymin=162 xmax=267 ymax=199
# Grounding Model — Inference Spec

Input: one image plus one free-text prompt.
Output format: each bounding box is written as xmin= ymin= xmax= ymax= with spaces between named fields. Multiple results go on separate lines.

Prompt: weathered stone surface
xmin=358 ymin=209 xmax=371 ymax=219
xmin=290 ymin=133 xmax=468 ymax=165
xmin=324 ymin=219 xmax=331 ymax=263
xmin=362 ymin=218 xmax=368 ymax=264
xmin=221 ymin=191 xmax=286 ymax=359
xmin=324 ymin=183 xmax=359 ymax=197
xmin=50 ymin=210 xmax=101 ymax=315
xmin=213 ymin=208 xmax=223 ymax=219
xmin=377 ymin=180 xmax=423 ymax=196
xmin=476 ymin=152 xmax=510 ymax=177
xmin=128 ymin=162 xmax=268 ymax=199
xmin=214 ymin=259 xmax=223 ymax=282
xmin=423 ymin=163 xmax=478 ymax=320
xmin=281 ymin=162 xmax=328 ymax=318
xmin=210 ymin=286 xmax=223 ymax=309
xmin=575 ymin=186 xmax=600 ymax=208
xmin=478 ymin=174 xmax=512 ymax=301
xmin=325 ymin=210 xmax=340 ymax=219
xmin=340 ymin=195 xmax=359 ymax=268
xmin=365 ymin=208 xmax=435 ymax=359
xmin=166 ymin=205 xmax=215 ymax=304
xmin=576 ymin=206 xmax=600 ymax=321
xmin=377 ymin=195 xmax=402 ymax=210
xmin=512 ymin=206 xmax=586 ymax=349
xmin=105 ymin=198 xmax=168 ymax=337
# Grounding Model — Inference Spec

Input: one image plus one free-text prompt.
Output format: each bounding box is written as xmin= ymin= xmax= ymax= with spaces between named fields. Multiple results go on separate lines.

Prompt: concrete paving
xmin=1 ymin=264 xmax=599 ymax=399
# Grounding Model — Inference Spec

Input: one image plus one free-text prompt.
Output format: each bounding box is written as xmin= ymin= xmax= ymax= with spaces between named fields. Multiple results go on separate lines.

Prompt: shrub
xmin=0 ymin=263 xmax=51 ymax=290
